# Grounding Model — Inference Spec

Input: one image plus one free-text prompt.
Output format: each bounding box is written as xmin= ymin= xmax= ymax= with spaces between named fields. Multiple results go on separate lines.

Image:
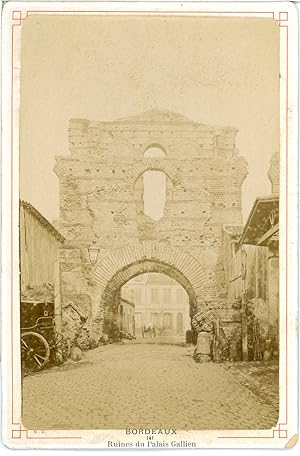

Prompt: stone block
xmin=70 ymin=346 xmax=83 ymax=362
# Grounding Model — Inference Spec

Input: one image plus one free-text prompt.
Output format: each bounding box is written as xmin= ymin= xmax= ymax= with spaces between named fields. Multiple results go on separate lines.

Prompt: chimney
xmin=268 ymin=152 xmax=280 ymax=195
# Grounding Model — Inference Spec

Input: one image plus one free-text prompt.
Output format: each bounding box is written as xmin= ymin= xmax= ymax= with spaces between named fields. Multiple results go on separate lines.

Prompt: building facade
xmin=119 ymin=298 xmax=135 ymax=335
xmin=121 ymin=273 xmax=190 ymax=336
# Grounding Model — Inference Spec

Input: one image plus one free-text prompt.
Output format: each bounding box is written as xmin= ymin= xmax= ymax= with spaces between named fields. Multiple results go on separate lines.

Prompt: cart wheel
xmin=52 ymin=332 xmax=70 ymax=365
xmin=21 ymin=331 xmax=50 ymax=373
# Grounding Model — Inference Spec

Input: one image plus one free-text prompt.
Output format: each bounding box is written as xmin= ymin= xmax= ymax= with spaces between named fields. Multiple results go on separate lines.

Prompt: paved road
xmin=22 ymin=342 xmax=278 ymax=430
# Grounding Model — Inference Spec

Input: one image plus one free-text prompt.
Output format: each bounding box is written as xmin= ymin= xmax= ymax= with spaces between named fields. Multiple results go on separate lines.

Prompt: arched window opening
xmin=144 ymin=146 xmax=165 ymax=159
xmin=134 ymin=169 xmax=173 ymax=221
xmin=143 ymin=170 xmax=166 ymax=220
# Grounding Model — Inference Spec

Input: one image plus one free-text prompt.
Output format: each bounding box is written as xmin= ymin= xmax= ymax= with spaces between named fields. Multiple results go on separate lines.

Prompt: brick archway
xmin=102 ymin=259 xmax=198 ymax=312
xmin=93 ymin=242 xmax=206 ymax=293
xmin=91 ymin=241 xmax=207 ymax=340
xmin=130 ymin=159 xmax=182 ymax=186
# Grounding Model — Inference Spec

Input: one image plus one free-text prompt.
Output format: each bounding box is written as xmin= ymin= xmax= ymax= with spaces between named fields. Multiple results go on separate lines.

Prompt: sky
xmin=20 ymin=15 xmax=279 ymax=224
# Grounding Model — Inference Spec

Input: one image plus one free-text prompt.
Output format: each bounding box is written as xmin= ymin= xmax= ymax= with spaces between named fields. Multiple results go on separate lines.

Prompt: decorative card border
xmin=1 ymin=1 xmax=298 ymax=449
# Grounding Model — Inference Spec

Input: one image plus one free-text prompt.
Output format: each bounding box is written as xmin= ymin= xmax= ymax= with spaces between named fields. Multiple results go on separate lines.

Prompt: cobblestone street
xmin=22 ymin=342 xmax=278 ymax=430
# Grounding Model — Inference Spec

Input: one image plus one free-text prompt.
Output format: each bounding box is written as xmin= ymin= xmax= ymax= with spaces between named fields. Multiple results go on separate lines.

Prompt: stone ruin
xmin=53 ymin=109 xmax=248 ymax=347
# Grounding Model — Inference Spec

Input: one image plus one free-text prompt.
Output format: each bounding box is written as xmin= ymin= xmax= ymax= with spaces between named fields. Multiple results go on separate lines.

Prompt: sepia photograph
xmin=1 ymin=0 xmax=298 ymax=450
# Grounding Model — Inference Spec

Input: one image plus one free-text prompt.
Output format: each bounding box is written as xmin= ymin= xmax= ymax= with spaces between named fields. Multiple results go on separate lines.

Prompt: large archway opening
xmin=133 ymin=145 xmax=172 ymax=221
xmin=98 ymin=258 xmax=198 ymax=344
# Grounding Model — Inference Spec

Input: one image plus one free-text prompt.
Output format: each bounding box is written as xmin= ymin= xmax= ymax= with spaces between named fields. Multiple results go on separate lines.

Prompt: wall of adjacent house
xmin=226 ymin=244 xmax=269 ymax=301
xmin=224 ymin=234 xmax=280 ymax=358
xmin=20 ymin=203 xmax=64 ymax=292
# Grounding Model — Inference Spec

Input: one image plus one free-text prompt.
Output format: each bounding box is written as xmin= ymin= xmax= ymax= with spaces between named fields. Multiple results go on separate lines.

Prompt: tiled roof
xmin=238 ymin=196 xmax=279 ymax=245
xmin=120 ymin=297 xmax=135 ymax=307
xmin=116 ymin=109 xmax=195 ymax=124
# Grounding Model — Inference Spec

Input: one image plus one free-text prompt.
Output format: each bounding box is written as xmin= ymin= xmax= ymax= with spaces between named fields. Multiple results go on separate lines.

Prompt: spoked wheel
xmin=21 ymin=331 xmax=50 ymax=374
xmin=51 ymin=332 xmax=70 ymax=365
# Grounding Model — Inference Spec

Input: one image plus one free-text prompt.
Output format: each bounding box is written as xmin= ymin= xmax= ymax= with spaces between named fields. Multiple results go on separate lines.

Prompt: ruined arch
xmin=93 ymin=242 xmax=206 ymax=293
xmin=57 ymin=111 xmax=248 ymax=345
xmin=91 ymin=241 xmax=207 ymax=339
xmin=131 ymin=159 xmax=182 ymax=186
xmin=102 ymin=260 xmax=198 ymax=316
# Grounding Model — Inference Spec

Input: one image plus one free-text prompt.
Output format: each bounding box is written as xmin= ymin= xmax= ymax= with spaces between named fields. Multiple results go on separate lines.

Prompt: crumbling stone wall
xmin=59 ymin=248 xmax=93 ymax=348
xmin=54 ymin=110 xmax=248 ymax=342
xmin=62 ymin=303 xmax=88 ymax=350
xmin=192 ymin=298 xmax=243 ymax=361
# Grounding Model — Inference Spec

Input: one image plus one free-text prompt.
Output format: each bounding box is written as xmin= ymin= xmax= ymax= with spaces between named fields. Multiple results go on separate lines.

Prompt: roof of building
xmin=116 ymin=109 xmax=197 ymax=124
xmin=120 ymin=297 xmax=135 ymax=307
xmin=20 ymin=200 xmax=65 ymax=242
xmin=70 ymin=109 xmax=238 ymax=132
xmin=238 ymin=196 xmax=279 ymax=246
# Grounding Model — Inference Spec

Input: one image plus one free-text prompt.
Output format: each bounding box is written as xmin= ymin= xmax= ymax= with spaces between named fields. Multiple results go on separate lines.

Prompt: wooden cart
xmin=20 ymin=301 xmax=69 ymax=374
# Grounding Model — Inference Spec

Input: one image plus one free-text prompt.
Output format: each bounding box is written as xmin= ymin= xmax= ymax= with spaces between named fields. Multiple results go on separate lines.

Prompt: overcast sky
xmin=20 ymin=15 xmax=279 ymax=224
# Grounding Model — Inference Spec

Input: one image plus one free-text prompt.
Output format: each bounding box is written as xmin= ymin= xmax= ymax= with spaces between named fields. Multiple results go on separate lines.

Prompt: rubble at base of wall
xmin=21 ymin=284 xmax=54 ymax=302
xmin=192 ymin=299 xmax=243 ymax=362
xmin=76 ymin=328 xmax=91 ymax=351
xmin=61 ymin=302 xmax=91 ymax=350
xmin=192 ymin=299 xmax=242 ymax=334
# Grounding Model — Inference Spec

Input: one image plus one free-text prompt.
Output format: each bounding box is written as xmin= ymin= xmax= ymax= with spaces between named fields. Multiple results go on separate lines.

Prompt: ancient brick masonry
xmin=54 ymin=109 xmax=248 ymax=344
xmin=268 ymin=151 xmax=280 ymax=195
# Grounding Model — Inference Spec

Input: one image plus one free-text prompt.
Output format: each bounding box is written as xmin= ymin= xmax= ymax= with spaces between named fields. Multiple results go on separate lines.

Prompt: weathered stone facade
xmin=54 ymin=109 xmax=248 ymax=344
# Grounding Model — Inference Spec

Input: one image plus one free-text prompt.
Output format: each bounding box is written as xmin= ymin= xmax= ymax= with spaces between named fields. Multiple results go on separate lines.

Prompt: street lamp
xmin=88 ymin=244 xmax=100 ymax=265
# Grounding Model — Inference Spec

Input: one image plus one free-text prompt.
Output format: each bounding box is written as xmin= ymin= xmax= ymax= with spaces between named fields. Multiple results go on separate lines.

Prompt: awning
xmin=239 ymin=196 xmax=279 ymax=246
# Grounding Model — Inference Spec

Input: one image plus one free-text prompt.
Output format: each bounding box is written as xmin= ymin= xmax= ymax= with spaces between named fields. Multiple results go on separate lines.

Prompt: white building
xmin=121 ymin=273 xmax=190 ymax=336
